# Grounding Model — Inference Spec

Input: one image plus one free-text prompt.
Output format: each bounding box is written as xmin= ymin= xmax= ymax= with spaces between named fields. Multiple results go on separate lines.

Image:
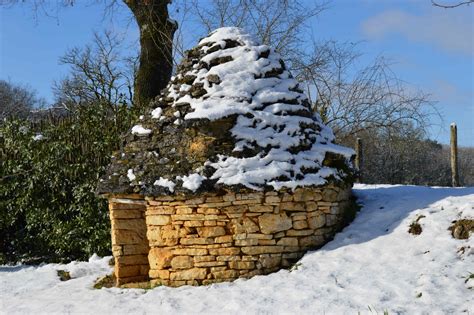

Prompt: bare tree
xmin=1 ymin=0 xmax=176 ymax=110
xmin=294 ymin=41 xmax=437 ymax=142
xmin=0 ymin=80 xmax=45 ymax=121
xmin=431 ymin=0 xmax=474 ymax=8
xmin=53 ymin=31 xmax=137 ymax=112
xmin=189 ymin=0 xmax=327 ymax=67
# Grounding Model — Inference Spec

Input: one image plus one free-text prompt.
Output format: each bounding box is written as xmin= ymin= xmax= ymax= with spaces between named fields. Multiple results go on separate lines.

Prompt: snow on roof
xmin=98 ymin=27 xmax=355 ymax=195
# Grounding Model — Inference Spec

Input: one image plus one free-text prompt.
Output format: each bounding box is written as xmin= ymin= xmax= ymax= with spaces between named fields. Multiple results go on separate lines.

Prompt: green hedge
xmin=0 ymin=103 xmax=134 ymax=264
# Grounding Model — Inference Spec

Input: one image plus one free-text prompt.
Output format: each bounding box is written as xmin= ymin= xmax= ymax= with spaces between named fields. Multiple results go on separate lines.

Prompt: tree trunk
xmin=124 ymin=0 xmax=177 ymax=110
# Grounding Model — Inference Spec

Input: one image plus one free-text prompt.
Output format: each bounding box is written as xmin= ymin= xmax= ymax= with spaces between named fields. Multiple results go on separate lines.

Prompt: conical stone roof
xmin=97 ymin=27 xmax=355 ymax=196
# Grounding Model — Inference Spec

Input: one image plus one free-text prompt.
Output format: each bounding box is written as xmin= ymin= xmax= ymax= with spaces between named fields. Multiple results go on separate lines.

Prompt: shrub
xmin=0 ymin=102 xmax=134 ymax=264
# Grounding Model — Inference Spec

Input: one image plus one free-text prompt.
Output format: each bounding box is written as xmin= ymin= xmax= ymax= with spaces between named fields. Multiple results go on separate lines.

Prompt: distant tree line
xmin=1 ymin=0 xmax=472 ymax=264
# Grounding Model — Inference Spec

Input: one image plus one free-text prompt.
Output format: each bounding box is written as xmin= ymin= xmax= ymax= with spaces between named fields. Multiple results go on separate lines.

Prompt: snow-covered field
xmin=1 ymin=184 xmax=473 ymax=314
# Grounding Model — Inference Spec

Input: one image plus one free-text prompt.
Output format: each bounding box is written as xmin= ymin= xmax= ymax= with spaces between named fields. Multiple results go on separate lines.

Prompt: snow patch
xmin=178 ymin=174 xmax=207 ymax=192
xmin=127 ymin=169 xmax=136 ymax=181
xmin=153 ymin=177 xmax=176 ymax=192
xmin=131 ymin=125 xmax=152 ymax=135
xmin=151 ymin=107 xmax=163 ymax=119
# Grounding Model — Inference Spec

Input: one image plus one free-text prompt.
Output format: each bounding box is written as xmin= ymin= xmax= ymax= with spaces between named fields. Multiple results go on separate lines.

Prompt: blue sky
xmin=0 ymin=0 xmax=473 ymax=146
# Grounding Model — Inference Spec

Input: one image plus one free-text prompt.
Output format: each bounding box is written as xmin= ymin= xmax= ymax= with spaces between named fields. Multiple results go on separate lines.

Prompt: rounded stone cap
xmin=97 ymin=27 xmax=355 ymax=197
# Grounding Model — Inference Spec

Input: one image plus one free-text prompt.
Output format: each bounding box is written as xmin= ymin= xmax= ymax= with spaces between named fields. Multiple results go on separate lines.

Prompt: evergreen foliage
xmin=0 ymin=102 xmax=134 ymax=264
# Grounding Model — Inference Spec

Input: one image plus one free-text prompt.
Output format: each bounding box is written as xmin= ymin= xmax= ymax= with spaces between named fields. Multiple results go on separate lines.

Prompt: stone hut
xmin=97 ymin=27 xmax=356 ymax=287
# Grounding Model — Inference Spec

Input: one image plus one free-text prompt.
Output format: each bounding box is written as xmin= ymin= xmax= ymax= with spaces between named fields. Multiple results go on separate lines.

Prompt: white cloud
xmin=361 ymin=8 xmax=473 ymax=56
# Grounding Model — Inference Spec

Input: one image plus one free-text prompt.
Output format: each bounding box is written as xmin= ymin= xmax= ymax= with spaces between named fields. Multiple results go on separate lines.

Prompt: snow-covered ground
xmin=1 ymin=184 xmax=473 ymax=314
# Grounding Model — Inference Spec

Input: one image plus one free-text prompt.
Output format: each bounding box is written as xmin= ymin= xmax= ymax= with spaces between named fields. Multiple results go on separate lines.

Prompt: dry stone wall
xmin=108 ymin=195 xmax=149 ymax=285
xmin=108 ymin=185 xmax=352 ymax=287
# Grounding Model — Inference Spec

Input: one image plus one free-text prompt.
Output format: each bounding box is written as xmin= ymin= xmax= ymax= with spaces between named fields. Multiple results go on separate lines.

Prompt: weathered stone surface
xmin=293 ymin=220 xmax=308 ymax=230
xmin=149 ymin=269 xmax=170 ymax=279
xmin=259 ymin=256 xmax=281 ymax=269
xmin=308 ymin=213 xmax=326 ymax=229
xmin=258 ymin=213 xmax=292 ymax=234
xmin=299 ymin=235 xmax=325 ymax=248
xmin=197 ymin=226 xmax=226 ymax=238
xmin=229 ymin=261 xmax=255 ymax=269
xmin=110 ymin=209 xmax=143 ymax=219
xmin=231 ymin=217 xmax=259 ymax=234
xmin=170 ymin=268 xmax=207 ymax=280
xmin=173 ymin=248 xmax=208 ymax=256
xmin=241 ymin=246 xmax=284 ymax=255
xmin=212 ymin=270 xmax=240 ymax=279
xmin=149 ymin=248 xmax=174 ymax=269
xmin=111 ymin=230 xmax=144 ymax=245
xmin=109 ymin=185 xmax=353 ymax=287
xmin=146 ymin=215 xmax=171 ymax=226
xmin=322 ymin=189 xmax=338 ymax=202
xmin=171 ymin=256 xmax=193 ymax=269
xmin=279 ymin=202 xmax=305 ymax=211
xmin=276 ymin=237 xmax=298 ymax=246
xmin=208 ymin=247 xmax=241 ymax=256
xmin=116 ymin=255 xmax=149 ymax=266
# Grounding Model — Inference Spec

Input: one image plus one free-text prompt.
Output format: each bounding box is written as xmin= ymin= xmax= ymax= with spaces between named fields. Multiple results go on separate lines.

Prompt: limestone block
xmin=305 ymin=201 xmax=318 ymax=211
xmin=225 ymin=205 xmax=248 ymax=213
xmin=184 ymin=197 xmax=205 ymax=205
xmin=173 ymin=248 xmax=208 ymax=256
xmin=197 ymin=208 xmax=220 ymax=214
xmin=322 ymin=189 xmax=338 ymax=202
xmin=216 ymin=255 xmax=241 ymax=262
xmin=110 ymin=209 xmax=143 ymax=219
xmin=214 ymin=235 xmax=233 ymax=243
xmin=258 ymin=213 xmax=292 ymax=234
xmin=286 ymin=229 xmax=314 ymax=236
xmin=229 ymin=261 xmax=255 ymax=269
xmin=241 ymin=246 xmax=284 ymax=255
xmin=112 ymin=230 xmax=144 ymax=245
xmin=170 ymin=268 xmax=207 ymax=280
xmin=200 ymin=202 xmax=232 ymax=207
xmin=293 ymin=220 xmax=308 ymax=230
xmin=146 ymin=215 xmax=171 ymax=226
xmin=123 ymin=244 xmax=149 ymax=255
xmin=184 ymin=220 xmax=203 ymax=227
xmin=208 ymin=247 xmax=241 ymax=256
xmin=299 ymin=235 xmax=325 ymax=248
xmin=248 ymin=205 xmax=273 ymax=213
xmin=149 ymin=269 xmax=170 ymax=279
xmin=235 ymin=239 xmax=259 ymax=246
xmin=171 ymin=256 xmax=193 ymax=269
xmin=204 ymin=220 xmax=217 ymax=226
xmin=111 ymin=219 xmax=146 ymax=237
xmin=180 ymin=237 xmax=214 ymax=245
xmin=149 ymin=248 xmax=174 ymax=269
xmin=276 ymin=237 xmax=299 ymax=246
xmin=197 ymin=226 xmax=226 ymax=238
xmin=116 ymin=254 xmax=149 ymax=266
xmin=146 ymin=206 xmax=175 ymax=215
xmin=194 ymin=255 xmax=216 ymax=263
xmin=194 ymin=261 xmax=227 ymax=267
xmin=115 ymin=265 xmax=141 ymax=278
xmin=259 ymin=256 xmax=281 ymax=269
xmin=205 ymin=196 xmax=224 ymax=203
xmin=212 ymin=270 xmax=240 ymax=279
xmin=176 ymin=207 xmax=194 ymax=214
xmin=308 ymin=213 xmax=326 ymax=229
xmin=264 ymin=196 xmax=281 ymax=204
xmin=279 ymin=202 xmax=305 ymax=211
xmin=258 ymin=239 xmax=276 ymax=245
xmin=231 ymin=217 xmax=259 ymax=234
xmin=247 ymin=233 xmax=273 ymax=239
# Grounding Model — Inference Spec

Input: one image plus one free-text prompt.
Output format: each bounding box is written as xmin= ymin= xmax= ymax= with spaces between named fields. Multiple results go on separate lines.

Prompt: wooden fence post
xmin=355 ymin=137 xmax=362 ymax=183
xmin=450 ymin=123 xmax=459 ymax=187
